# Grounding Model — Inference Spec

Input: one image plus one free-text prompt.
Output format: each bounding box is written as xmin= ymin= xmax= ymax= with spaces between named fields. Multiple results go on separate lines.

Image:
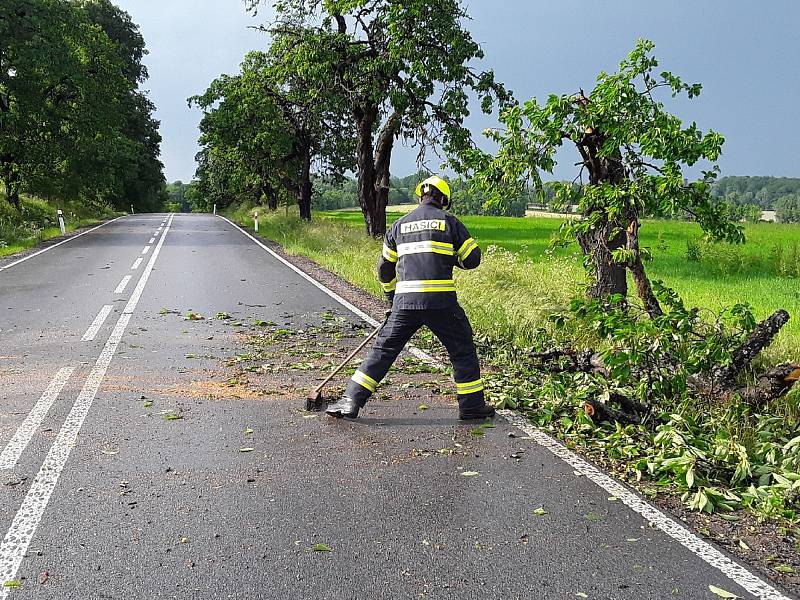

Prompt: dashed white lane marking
xmin=124 ymin=215 xmax=173 ymax=315
xmin=0 ymin=367 xmax=75 ymax=470
xmin=149 ymin=237 xmax=156 ymax=244
xmin=0 ymin=217 xmax=122 ymax=273
xmin=113 ymin=275 xmax=132 ymax=294
xmin=80 ymin=305 xmax=113 ymax=342
xmin=0 ymin=214 xmax=174 ymax=597
xmin=141 ymin=245 xmax=151 ymax=255
xmin=220 ymin=214 xmax=790 ymax=600
xmin=131 ymin=257 xmax=143 ymax=270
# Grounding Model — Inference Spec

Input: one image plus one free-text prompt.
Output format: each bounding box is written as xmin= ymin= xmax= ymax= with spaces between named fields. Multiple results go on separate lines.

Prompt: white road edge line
xmin=130 ymin=257 xmax=143 ymax=270
xmin=81 ymin=305 xmax=113 ymax=342
xmin=0 ymin=214 xmax=174 ymax=597
xmin=114 ymin=275 xmax=132 ymax=294
xmin=0 ymin=217 xmax=122 ymax=273
xmin=0 ymin=367 xmax=76 ymax=470
xmin=141 ymin=246 xmax=151 ymax=255
xmin=219 ymin=214 xmax=791 ymax=600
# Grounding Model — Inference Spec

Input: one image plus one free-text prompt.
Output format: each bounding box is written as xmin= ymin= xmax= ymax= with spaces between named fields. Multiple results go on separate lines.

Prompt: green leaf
xmin=239 ymin=447 xmax=255 ymax=453
xmin=533 ymin=507 xmax=547 ymax=516
xmin=708 ymin=585 xmax=740 ymax=599
xmin=774 ymin=565 xmax=796 ymax=574
xmin=2 ymin=581 xmax=21 ymax=588
xmin=311 ymin=543 xmax=332 ymax=552
xmin=584 ymin=512 xmax=604 ymax=522
xmin=461 ymin=471 xmax=480 ymax=477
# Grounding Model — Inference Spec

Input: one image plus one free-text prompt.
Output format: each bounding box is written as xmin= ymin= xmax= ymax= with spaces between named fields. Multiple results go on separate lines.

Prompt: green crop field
xmin=322 ymin=208 xmax=800 ymax=360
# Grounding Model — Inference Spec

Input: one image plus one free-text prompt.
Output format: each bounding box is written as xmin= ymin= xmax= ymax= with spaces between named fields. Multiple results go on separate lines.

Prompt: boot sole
xmin=325 ymin=411 xmax=359 ymax=419
xmin=458 ymin=413 xmax=496 ymax=420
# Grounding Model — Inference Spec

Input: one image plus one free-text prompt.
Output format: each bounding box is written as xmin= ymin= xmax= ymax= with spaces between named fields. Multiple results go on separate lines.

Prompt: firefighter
xmin=326 ymin=175 xmax=495 ymax=420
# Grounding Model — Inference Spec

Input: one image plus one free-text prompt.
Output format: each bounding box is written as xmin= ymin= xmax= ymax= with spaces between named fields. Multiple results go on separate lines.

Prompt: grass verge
xmin=0 ymin=192 xmax=118 ymax=258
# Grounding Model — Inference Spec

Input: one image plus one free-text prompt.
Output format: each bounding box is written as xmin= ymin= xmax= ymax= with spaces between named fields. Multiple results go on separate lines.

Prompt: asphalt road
xmin=0 ymin=214 xmax=794 ymax=600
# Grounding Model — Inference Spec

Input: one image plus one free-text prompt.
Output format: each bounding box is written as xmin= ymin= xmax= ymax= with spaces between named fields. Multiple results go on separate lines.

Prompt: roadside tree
xmin=249 ymin=0 xmax=511 ymax=236
xmin=192 ymin=46 xmax=353 ymax=220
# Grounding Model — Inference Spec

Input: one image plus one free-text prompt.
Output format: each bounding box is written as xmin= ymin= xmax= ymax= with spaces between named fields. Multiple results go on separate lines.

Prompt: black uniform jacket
xmin=378 ymin=201 xmax=481 ymax=310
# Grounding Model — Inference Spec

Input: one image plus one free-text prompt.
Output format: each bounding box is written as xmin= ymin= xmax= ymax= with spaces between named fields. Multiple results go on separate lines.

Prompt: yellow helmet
xmin=415 ymin=176 xmax=451 ymax=202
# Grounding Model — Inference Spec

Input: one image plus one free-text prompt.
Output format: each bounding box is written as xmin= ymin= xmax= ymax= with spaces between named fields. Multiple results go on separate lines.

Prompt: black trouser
xmin=345 ymin=305 xmax=485 ymax=410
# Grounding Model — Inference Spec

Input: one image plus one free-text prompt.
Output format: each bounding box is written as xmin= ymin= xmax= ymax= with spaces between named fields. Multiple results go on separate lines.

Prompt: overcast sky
xmin=114 ymin=0 xmax=800 ymax=183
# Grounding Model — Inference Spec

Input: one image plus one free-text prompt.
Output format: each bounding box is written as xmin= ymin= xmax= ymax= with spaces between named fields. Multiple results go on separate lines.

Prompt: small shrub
xmin=685 ymin=236 xmax=702 ymax=262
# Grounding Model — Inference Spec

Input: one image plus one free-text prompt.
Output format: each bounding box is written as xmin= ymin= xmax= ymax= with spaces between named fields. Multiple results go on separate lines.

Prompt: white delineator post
xmin=56 ymin=210 xmax=66 ymax=235
xmin=213 ymin=204 xmax=217 ymax=215
xmin=254 ymin=211 xmax=259 ymax=232
xmin=130 ymin=205 xmax=135 ymax=215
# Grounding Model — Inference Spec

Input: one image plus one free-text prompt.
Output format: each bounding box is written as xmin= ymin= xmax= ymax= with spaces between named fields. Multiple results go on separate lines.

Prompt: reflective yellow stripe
xmin=458 ymin=238 xmax=479 ymax=261
xmin=396 ymin=279 xmax=456 ymax=294
xmin=351 ymin=370 xmax=378 ymax=392
xmin=382 ymin=244 xmax=398 ymax=262
xmin=397 ymin=241 xmax=455 ymax=257
xmin=380 ymin=277 xmax=397 ymax=292
xmin=456 ymin=379 xmax=484 ymax=394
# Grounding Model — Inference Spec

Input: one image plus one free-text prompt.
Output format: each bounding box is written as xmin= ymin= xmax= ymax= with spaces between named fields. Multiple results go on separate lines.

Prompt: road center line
xmin=0 ymin=367 xmax=76 ymax=471
xmin=0 ymin=214 xmax=174 ymax=597
xmin=81 ymin=305 xmax=113 ymax=342
xmin=124 ymin=215 xmax=173 ymax=315
xmin=149 ymin=237 xmax=156 ymax=244
xmin=141 ymin=245 xmax=151 ymax=255
xmin=131 ymin=257 xmax=143 ymax=270
xmin=113 ymin=275 xmax=132 ymax=294
xmin=220 ymin=214 xmax=790 ymax=600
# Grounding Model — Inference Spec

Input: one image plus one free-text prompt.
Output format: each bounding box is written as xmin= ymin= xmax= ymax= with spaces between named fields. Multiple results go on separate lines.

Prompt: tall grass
xmin=0 ymin=190 xmax=116 ymax=258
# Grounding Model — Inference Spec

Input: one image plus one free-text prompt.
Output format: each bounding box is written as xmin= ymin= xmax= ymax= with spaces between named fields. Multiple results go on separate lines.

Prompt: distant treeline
xmin=170 ymin=174 xmax=800 ymax=223
xmin=311 ymin=172 xmax=528 ymax=217
xmin=711 ymin=176 xmax=800 ymax=223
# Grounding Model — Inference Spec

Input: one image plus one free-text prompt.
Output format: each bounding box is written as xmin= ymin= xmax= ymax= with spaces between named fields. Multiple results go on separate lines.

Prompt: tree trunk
xmin=372 ymin=112 xmax=400 ymax=236
xmin=298 ymin=151 xmax=312 ymax=222
xmin=354 ymin=105 xmax=381 ymax=237
xmin=2 ymin=157 xmax=21 ymax=210
xmin=263 ymin=185 xmax=278 ymax=212
xmin=627 ymin=219 xmax=663 ymax=318
xmin=734 ymin=363 xmax=800 ymax=409
xmin=713 ymin=310 xmax=791 ymax=388
xmin=577 ymin=217 xmax=627 ymax=300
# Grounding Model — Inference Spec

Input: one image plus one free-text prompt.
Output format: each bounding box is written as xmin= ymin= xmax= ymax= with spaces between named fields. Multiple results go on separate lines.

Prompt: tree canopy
xmin=191 ymin=42 xmax=354 ymax=219
xmin=241 ymin=0 xmax=510 ymax=236
xmin=0 ymin=0 xmax=164 ymax=213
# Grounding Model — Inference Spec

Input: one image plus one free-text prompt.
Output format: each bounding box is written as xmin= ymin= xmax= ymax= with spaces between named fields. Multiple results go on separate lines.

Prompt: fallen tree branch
xmin=713 ymin=309 xmax=790 ymax=389
xmin=732 ymin=363 xmax=800 ymax=409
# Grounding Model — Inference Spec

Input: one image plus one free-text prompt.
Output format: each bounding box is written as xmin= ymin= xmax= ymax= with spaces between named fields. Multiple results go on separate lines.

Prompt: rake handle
xmin=312 ymin=317 xmax=387 ymax=395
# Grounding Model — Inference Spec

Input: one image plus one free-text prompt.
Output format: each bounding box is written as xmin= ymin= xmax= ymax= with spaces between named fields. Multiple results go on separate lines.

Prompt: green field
xmin=323 ymin=208 xmax=800 ymax=360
